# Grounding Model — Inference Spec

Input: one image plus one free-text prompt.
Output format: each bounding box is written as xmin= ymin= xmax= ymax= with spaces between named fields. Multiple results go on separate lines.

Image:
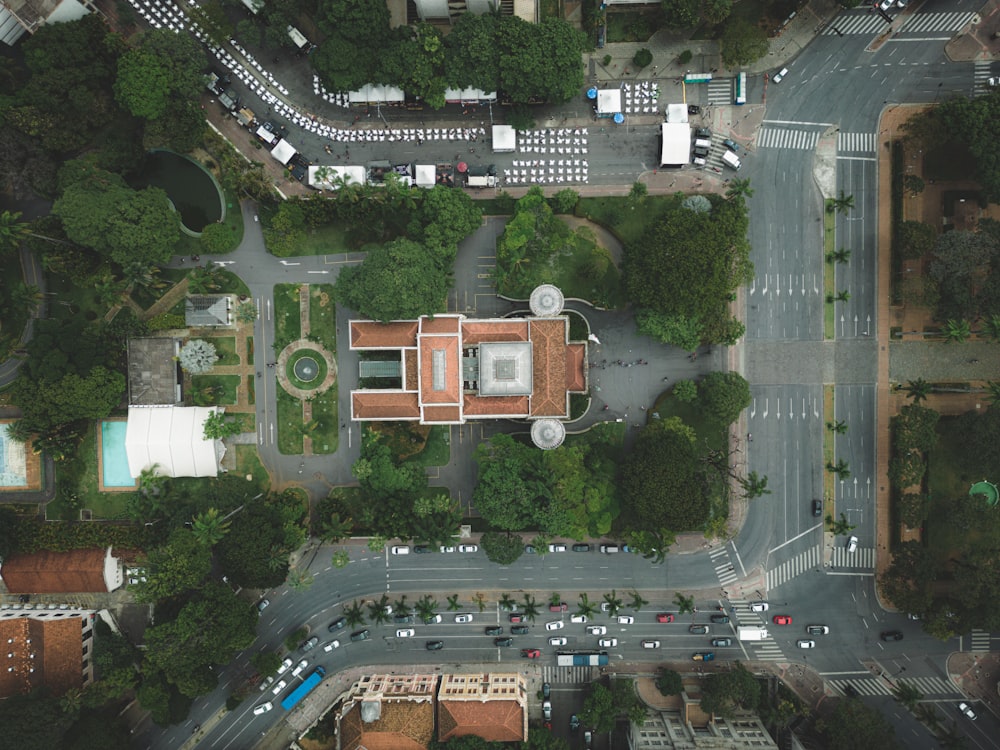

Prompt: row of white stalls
xmin=307 ymin=164 xmax=443 ymax=190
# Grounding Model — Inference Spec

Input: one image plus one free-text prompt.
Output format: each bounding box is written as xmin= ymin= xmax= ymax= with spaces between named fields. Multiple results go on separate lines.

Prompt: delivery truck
xmin=737 ymin=626 xmax=768 ymax=641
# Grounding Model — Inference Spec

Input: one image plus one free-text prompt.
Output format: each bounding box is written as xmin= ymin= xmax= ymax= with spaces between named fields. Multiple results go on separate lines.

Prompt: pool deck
xmin=0 ymin=420 xmax=42 ymax=492
xmin=97 ymin=419 xmax=137 ymax=493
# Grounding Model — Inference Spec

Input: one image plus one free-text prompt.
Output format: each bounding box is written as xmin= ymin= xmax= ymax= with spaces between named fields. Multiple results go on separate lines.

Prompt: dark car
xmin=571 ymin=543 xmax=591 ymax=552
xmin=511 ymin=625 xmax=529 ymax=635
xmin=722 ymin=138 xmax=738 ymax=152
xmin=328 ymin=617 xmax=347 ymax=633
xmin=687 ymin=104 xmax=701 ymax=115
xmin=494 ymin=637 xmax=513 ymax=647
xmin=881 ymin=630 xmax=904 ymax=642
xmin=542 ymin=682 xmax=551 ymax=699
xmin=524 ymin=545 xmax=537 ymax=554
xmin=569 ymin=714 xmax=581 ymax=730
xmin=350 ymin=629 xmax=370 ymax=642
xmin=414 ymin=544 xmax=431 ymax=553
xmin=689 ymin=624 xmax=709 ymax=634
xmin=710 ymin=614 xmax=730 ymax=624
xmin=812 ymin=499 xmax=823 ymax=517
xmin=425 ymin=640 xmax=444 ymax=651
xmin=485 ymin=626 xmax=503 ymax=636
xmin=711 ymin=637 xmax=733 ymax=647
xmin=393 ymin=614 xmax=415 ymax=624
xmin=695 ymin=127 xmax=711 ymax=139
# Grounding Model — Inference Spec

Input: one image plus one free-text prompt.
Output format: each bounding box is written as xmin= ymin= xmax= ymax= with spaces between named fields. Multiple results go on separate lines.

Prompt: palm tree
xmin=344 ymin=600 xmax=366 ymax=628
xmin=627 ymin=590 xmax=649 ymax=611
xmin=191 ymin=508 xmax=231 ymax=546
xmin=265 ymin=544 xmax=288 ymax=572
xmin=331 ymin=550 xmax=350 ymax=568
xmin=602 ymin=590 xmax=623 ymax=617
xmin=472 ymin=592 xmax=488 ymax=612
xmin=576 ymin=593 xmax=598 ymax=620
xmin=986 ymin=381 xmax=1000 ymax=405
xmin=137 ymin=464 xmax=167 ymax=498
xmin=892 ymin=682 xmax=922 ymax=710
xmin=188 ymin=266 xmax=222 ymax=294
xmin=826 ymin=459 xmax=851 ymax=480
xmin=914 ymin=702 xmax=940 ymax=730
xmin=415 ymin=595 xmax=438 ymax=622
xmin=368 ymin=594 xmax=392 ymax=624
xmin=521 ymin=593 xmax=540 ymax=622
xmin=10 ymin=283 xmax=43 ymax=314
xmin=499 ymin=593 xmax=518 ymax=612
xmin=827 ymin=247 xmax=851 ymax=264
xmin=319 ymin=511 xmax=354 ymax=543
xmin=59 ymin=687 xmax=83 ymax=715
xmin=286 ymin=567 xmax=314 ymax=591
xmin=826 ymin=289 xmax=850 ymax=303
xmin=983 ymin=314 xmax=1000 ymax=342
xmin=0 ymin=210 xmax=30 ymax=255
xmin=673 ymin=592 xmax=695 ymax=616
xmin=825 ymin=512 xmax=856 ymax=536
xmin=944 ymin=319 xmax=971 ymax=343
xmin=3 ymin=419 xmax=33 ymax=444
xmin=393 ymin=595 xmax=411 ymax=617
xmin=828 ymin=190 xmax=855 ymax=215
xmin=94 ymin=273 xmax=128 ymax=308
xmin=446 ymin=594 xmax=461 ymax=611
xmin=902 ymin=378 xmax=931 ymax=404
xmin=741 ymin=471 xmax=772 ymax=499
xmin=725 ymin=178 xmax=754 ymax=201
xmin=826 ymin=420 xmax=848 ymax=434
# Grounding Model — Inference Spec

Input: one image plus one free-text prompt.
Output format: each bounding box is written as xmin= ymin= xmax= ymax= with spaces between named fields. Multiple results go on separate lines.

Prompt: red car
xmin=521 ymin=648 xmax=541 ymax=659
xmin=773 ymin=615 xmax=792 ymax=625
xmin=656 ymin=613 xmax=675 ymax=623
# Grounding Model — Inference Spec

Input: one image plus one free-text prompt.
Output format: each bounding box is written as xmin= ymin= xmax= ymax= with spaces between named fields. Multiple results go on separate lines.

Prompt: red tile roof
xmin=352 ymin=392 xmax=421 ymax=420
xmin=0 ymin=615 xmax=87 ymax=698
xmin=423 ymin=406 xmax=462 ymax=423
xmin=351 ymin=321 xmax=419 ymax=349
xmin=566 ymin=343 xmax=587 ymax=392
xmin=420 ymin=316 xmax=460 ymax=334
xmin=419 ymin=334 xmax=461 ymax=405
xmin=339 ymin=701 xmax=433 ymax=750
xmin=404 ymin=350 xmax=419 ymax=391
xmin=438 ymin=700 xmax=525 ymax=743
xmin=461 ymin=320 xmax=529 ymax=345
xmin=1 ymin=549 xmax=110 ymax=594
xmin=463 ymin=394 xmax=530 ymax=417
xmin=528 ymin=319 xmax=568 ymax=418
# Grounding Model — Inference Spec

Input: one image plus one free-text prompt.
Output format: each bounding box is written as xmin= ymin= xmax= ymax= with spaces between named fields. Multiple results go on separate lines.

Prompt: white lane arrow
xmin=751 ymin=398 xmax=757 ymax=419
xmin=866 ymin=477 xmax=871 ymax=498
xmin=763 ymin=398 xmax=769 ymax=419
xmin=813 ymin=274 xmax=819 ymax=294
xmin=840 ymin=314 xmax=845 ymax=337
xmin=865 ymin=315 xmax=871 ymax=336
xmin=762 ymin=275 xmax=768 ymax=295
xmin=802 ymin=398 xmax=806 ymax=419
xmin=750 ymin=279 xmax=757 ymax=295
xmin=854 ymin=315 xmax=858 ymax=336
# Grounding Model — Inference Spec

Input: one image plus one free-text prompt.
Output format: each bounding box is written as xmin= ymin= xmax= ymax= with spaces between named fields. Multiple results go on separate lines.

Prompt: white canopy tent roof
xmin=596 ymin=89 xmax=622 ymax=115
xmin=660 ymin=123 xmax=691 ymax=168
xmin=444 ymin=87 xmax=497 ymax=103
xmin=270 ymin=139 xmax=296 ymax=165
xmin=308 ymin=165 xmax=366 ymax=190
xmin=256 ymin=125 xmax=278 ymax=144
xmin=492 ymin=125 xmax=516 ymax=153
xmin=665 ymin=103 xmax=689 ymax=123
xmin=415 ymin=164 xmax=436 ymax=188
xmin=125 ymin=406 xmax=225 ymax=478
xmin=348 ymin=85 xmax=405 ymax=104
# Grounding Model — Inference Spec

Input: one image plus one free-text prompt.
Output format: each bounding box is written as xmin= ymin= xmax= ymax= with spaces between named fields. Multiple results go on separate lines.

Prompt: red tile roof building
xmin=337 ymin=674 xmax=437 ymax=750
xmin=437 ymin=673 xmax=528 ymax=743
xmin=0 ymin=547 xmax=123 ymax=594
xmin=0 ymin=609 xmax=96 ymax=699
xmin=350 ymin=314 xmax=587 ymax=429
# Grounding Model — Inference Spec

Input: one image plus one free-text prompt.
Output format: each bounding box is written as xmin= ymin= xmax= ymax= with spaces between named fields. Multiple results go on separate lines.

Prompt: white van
xmin=721 ymin=150 xmax=741 ymax=170
xmin=693 ymin=138 xmax=712 ymax=150
xmin=600 ymin=544 xmax=620 ymax=554
xmin=391 ymin=545 xmax=410 ymax=555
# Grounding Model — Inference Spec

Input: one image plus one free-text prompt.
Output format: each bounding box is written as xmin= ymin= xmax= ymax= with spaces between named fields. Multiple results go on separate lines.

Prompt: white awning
xmin=660 ymin=123 xmax=690 ymax=167
xmin=665 ymin=103 xmax=689 ymax=123
xmin=270 ymin=139 xmax=296 ymax=165
xmin=415 ymin=164 xmax=436 ymax=188
xmin=125 ymin=406 xmax=224 ymax=478
xmin=308 ymin=165 xmax=366 ymax=189
xmin=492 ymin=125 xmax=516 ymax=152
xmin=596 ymin=89 xmax=622 ymax=115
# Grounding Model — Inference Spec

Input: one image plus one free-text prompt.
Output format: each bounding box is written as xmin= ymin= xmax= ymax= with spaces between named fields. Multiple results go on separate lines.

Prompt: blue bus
xmin=734 ymin=72 xmax=747 ymax=105
xmin=281 ymin=667 xmax=325 ymax=711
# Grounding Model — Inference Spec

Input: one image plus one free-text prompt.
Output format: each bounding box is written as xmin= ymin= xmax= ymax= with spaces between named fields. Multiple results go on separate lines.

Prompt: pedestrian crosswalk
xmin=974 ymin=61 xmax=995 ymax=96
xmin=821 ymin=10 xmax=975 ymax=37
xmin=757 ymin=127 xmax=820 ymax=150
xmin=767 ymin=546 xmax=821 ymax=591
xmin=726 ymin=600 xmax=786 ymax=661
xmin=971 ymin=629 xmax=991 ymax=653
xmin=837 ymin=131 xmax=876 ymax=154
xmin=830 ymin=675 xmax=959 ymax=698
xmin=706 ymin=78 xmax=732 ymax=106
xmin=541 ymin=665 xmax=598 ymax=684
xmin=830 ymin=546 xmax=875 ymax=569
xmin=710 ymin=547 xmax=740 ymax=587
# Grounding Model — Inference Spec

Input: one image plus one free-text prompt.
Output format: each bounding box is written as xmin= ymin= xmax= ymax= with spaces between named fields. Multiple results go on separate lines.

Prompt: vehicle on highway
xmin=773 ymin=615 xmax=792 ymax=626
xmin=393 ymin=614 xmax=415 ymax=624
xmin=545 ymin=620 xmax=564 ymax=631
xmin=570 ymin=614 xmax=588 ymax=624
xmin=485 ymin=626 xmax=503 ymax=636
xmin=291 ymin=659 xmax=308 ymax=677
xmin=257 ymin=599 xmax=270 ymax=613
xmin=692 ymin=652 xmax=715 ymax=661
xmin=396 ymin=628 xmax=415 ymax=638
xmin=549 ymin=544 xmax=567 ymax=552
xmin=521 ymin=648 xmax=541 ymax=658
xmin=584 ymin=730 xmax=592 ymax=747
xmin=806 ymin=625 xmax=829 ymax=635
xmin=600 ymin=544 xmax=619 ymax=554
xmin=657 ymin=613 xmax=675 ymax=623
xmin=524 ymin=544 xmax=537 ymax=554
xmin=301 ymin=637 xmax=319 ymax=652
xmin=598 ymin=637 xmax=618 ymax=647
xmin=773 ymin=67 xmax=788 ymax=83
xmin=509 ymin=613 xmax=524 ymax=623
xmin=494 ymin=637 xmax=513 ymax=647
xmin=881 ymin=630 xmax=904 ymax=642
xmin=543 ymin=682 xmax=551 ymax=698
xmin=455 ymin=614 xmax=473 ymax=623
xmin=277 ymin=657 xmax=293 ymax=676
xmin=414 ymin=544 xmax=431 ymax=553
xmin=572 ymin=543 xmax=591 ymax=552
xmin=570 ymin=715 xmax=581 ymax=730
xmin=689 ymin=624 xmax=709 ymax=634
xmin=423 ymin=614 xmax=442 ymax=624
xmin=617 ymin=615 xmax=634 ymax=624
xmin=253 ymin=702 xmax=273 ymax=715
xmin=722 ymin=138 xmax=738 ymax=152
xmin=350 ymin=629 xmax=370 ymax=642
xmin=271 ymin=680 xmax=287 ymax=695
xmin=323 ymin=640 xmax=340 ymax=652
xmin=549 ymin=602 xmax=568 ymax=612
xmin=710 ymin=614 xmax=730 ymax=624
xmin=641 ymin=640 xmax=660 ymax=649
xmin=797 ymin=639 xmax=815 ymax=649
xmin=328 ymin=616 xmax=347 ymax=632
xmin=390 ymin=545 xmax=410 ymax=555
xmin=542 ymin=700 xmax=552 ymax=720
xmin=259 ymin=675 xmax=275 ymax=692
xmin=587 ymin=625 xmax=607 ymax=636
xmin=440 ymin=545 xmax=455 ymax=553
xmin=511 ymin=625 xmax=530 ymax=635
xmin=458 ymin=544 xmax=478 ymax=553
xmin=711 ymin=637 xmax=733 ymax=647
xmin=749 ymin=602 xmax=769 ymax=612
xmin=877 ymin=0 xmax=894 ymax=10
xmin=812 ymin=499 xmax=823 ymax=516
xmin=990 ymin=77 xmax=999 ymax=87
xmin=425 ymin=640 xmax=444 ymax=650
xmin=959 ymin=702 xmax=977 ymax=720
xmin=549 ymin=636 xmax=567 ymax=646
xmin=846 ymin=535 xmax=858 ymax=553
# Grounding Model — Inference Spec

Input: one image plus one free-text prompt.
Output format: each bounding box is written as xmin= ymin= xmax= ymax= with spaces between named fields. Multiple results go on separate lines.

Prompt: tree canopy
xmin=927 ymin=225 xmax=1000 ymax=322
xmin=720 ymin=17 xmax=769 ymax=68
xmin=698 ymin=371 xmax=751 ymax=425
xmin=114 ymin=29 xmax=205 ymax=121
xmin=817 ymin=694 xmax=899 ymax=750
xmin=700 ymin=662 xmax=760 ymax=718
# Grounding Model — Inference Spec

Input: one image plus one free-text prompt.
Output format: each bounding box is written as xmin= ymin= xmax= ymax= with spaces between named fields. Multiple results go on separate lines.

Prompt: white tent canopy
xmin=665 ymin=103 xmax=689 ymax=123
xmin=271 ymin=139 xmax=296 ymax=165
xmin=492 ymin=125 xmax=516 ymax=153
xmin=596 ymin=89 xmax=622 ymax=115
xmin=308 ymin=165 xmax=366 ymax=190
xmin=125 ymin=406 xmax=225 ymax=478
xmin=660 ymin=123 xmax=690 ymax=168
xmin=348 ymin=85 xmax=405 ymax=104
xmin=415 ymin=164 xmax=436 ymax=188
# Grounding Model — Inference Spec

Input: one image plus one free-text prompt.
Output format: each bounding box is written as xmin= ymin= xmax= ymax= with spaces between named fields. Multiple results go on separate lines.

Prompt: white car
xmin=773 ymin=67 xmax=788 ymax=83
xmin=396 ymin=628 xmax=415 ymax=638
xmin=390 ymin=545 xmax=410 ymax=555
xmin=271 ymin=679 xmax=287 ymax=696
xmin=570 ymin=614 xmax=588 ymax=624
xmin=749 ymin=601 xmax=769 ymax=612
xmin=846 ymin=535 xmax=858 ymax=553
xmin=598 ymin=637 xmax=618 ymax=648
xmin=455 ymin=614 xmax=473 ymax=623
xmin=548 ymin=544 xmax=567 ymax=552
xmin=959 ymin=702 xmax=977 ymax=720
xmin=458 ymin=544 xmax=478 ymax=553
xmin=440 ymin=545 xmax=455 ymax=553
xmin=549 ymin=636 xmax=568 ymax=646
xmin=989 ymin=77 xmax=999 ymax=87
xmin=797 ymin=639 xmax=815 ymax=649
xmin=600 ymin=602 xmax=612 ymax=612
xmin=276 ymin=658 xmax=293 ymax=676
xmin=545 ymin=620 xmax=565 ymax=631
xmin=291 ymin=659 xmax=308 ymax=678
xmin=258 ymin=675 xmax=275 ymax=692
xmin=878 ymin=0 xmax=893 ymax=11
xmin=323 ymin=640 xmax=340 ymax=652
xmin=617 ymin=615 xmax=634 ymax=624
xmin=424 ymin=614 xmax=443 ymax=624
xmin=587 ymin=625 xmax=607 ymax=636
xmin=253 ymin=702 xmax=273 ymax=715
xmin=542 ymin=700 xmax=552 ymax=721
xmin=641 ymin=640 xmax=660 ymax=649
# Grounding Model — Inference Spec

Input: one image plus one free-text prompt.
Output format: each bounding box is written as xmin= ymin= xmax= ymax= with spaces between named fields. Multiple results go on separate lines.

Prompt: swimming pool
xmin=100 ymin=421 xmax=136 ymax=488
xmin=0 ymin=423 xmax=27 ymax=487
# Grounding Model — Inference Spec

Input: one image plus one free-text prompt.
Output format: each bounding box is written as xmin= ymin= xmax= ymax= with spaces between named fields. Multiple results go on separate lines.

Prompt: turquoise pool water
xmin=0 ymin=423 xmax=27 ymax=486
xmin=101 ymin=421 xmax=135 ymax=487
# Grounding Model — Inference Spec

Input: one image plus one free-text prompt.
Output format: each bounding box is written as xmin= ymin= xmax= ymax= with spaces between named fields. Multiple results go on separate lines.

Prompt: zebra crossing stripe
xmin=541 ymin=665 xmax=597 ymax=684
xmin=706 ymin=80 xmax=731 ymax=105
xmin=830 ymin=546 xmax=875 ymax=569
xmin=757 ymin=128 xmax=820 ymax=150
xmin=767 ymin=546 xmax=820 ymax=591
xmin=837 ymin=132 xmax=876 ymax=153
xmin=823 ymin=11 xmax=976 ymax=36
xmin=971 ymin=629 xmax=991 ymax=652
xmin=822 ymin=13 xmax=890 ymax=36
xmin=898 ymin=676 xmax=960 ymax=696
xmin=900 ymin=12 xmax=976 ymax=34
xmin=831 ymin=678 xmax=887 ymax=696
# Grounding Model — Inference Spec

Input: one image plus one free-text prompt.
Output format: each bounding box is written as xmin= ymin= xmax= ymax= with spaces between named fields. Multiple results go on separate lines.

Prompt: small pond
xmin=131 ymin=150 xmax=223 ymax=233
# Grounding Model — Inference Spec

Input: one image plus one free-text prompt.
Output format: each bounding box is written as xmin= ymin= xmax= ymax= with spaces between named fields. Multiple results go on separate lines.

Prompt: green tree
xmin=827 ymin=419 xmax=848 ymax=434
xmin=661 ymin=0 xmax=700 ymax=28
xmin=415 ymin=595 xmax=438 ymax=622
xmin=521 ymin=593 xmax=540 ymax=622
xmin=673 ymin=591 xmax=695 ymax=615
xmin=579 ymin=683 xmax=616 ymax=733
xmin=902 ymin=378 xmax=931 ymax=404
xmin=700 ymin=662 xmax=760 ymax=719
xmin=827 ymin=247 xmax=851 ymax=264
xmin=892 ymin=681 xmax=923 ymax=711
xmin=576 ymin=592 xmax=598 ymax=620
xmin=632 ymin=48 xmax=653 ymax=68
xmin=826 ymin=459 xmax=851 ymax=480
xmin=827 ymin=290 xmax=851 ymax=303
xmin=602 ymin=590 xmax=623 ymax=617
xmin=217 ymin=493 xmax=306 ymax=588
xmin=635 ymin=309 xmax=702 ymax=351
xmin=250 ymin=650 xmax=282 ymax=679
xmin=656 ymin=668 xmax=683 ymax=696
xmin=627 ymin=590 xmax=649 ymax=610
xmin=191 ymin=507 xmax=231 ymax=547
xmin=673 ymin=379 xmax=698 ymax=402
xmin=480 ymin=531 xmax=524 ymax=565
xmin=703 ymin=0 xmax=732 ymax=25
xmin=698 ymin=371 xmax=751 ymax=425
xmin=313 ymin=0 xmax=391 ymax=91
xmin=344 ymin=600 xmax=366 ymax=628
xmin=828 ymin=191 xmax=856 ymax=215
xmin=893 ymin=404 xmax=940 ymax=453
xmin=725 ymin=178 xmax=753 ymax=202
xmin=133 ymin=528 xmax=211 ymax=602
xmin=552 ymin=188 xmax=580 ymax=214
xmin=817 ymin=693 xmax=900 ymax=749
xmin=497 ymin=17 xmax=585 ymax=105
xmin=720 ymin=18 xmax=768 ymax=67
xmin=202 ymin=410 xmax=242 ymax=440
xmin=826 ymin=512 xmax=855 ymax=536
xmin=499 ymin=593 xmax=518 ymax=612
xmin=740 ymin=471 xmax=771 ymax=499
xmin=944 ymin=318 xmax=972 ymax=343
xmin=898 ymin=220 xmax=936 ymax=259
xmin=446 ymin=594 xmax=461 ymax=611
xmin=929 ymin=230 xmax=997 ymax=322
xmin=114 ymin=29 xmax=205 ymax=120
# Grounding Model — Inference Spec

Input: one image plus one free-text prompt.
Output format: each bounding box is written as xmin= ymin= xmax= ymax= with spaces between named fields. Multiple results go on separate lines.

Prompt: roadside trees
xmin=719 ymin=18 xmax=768 ymax=68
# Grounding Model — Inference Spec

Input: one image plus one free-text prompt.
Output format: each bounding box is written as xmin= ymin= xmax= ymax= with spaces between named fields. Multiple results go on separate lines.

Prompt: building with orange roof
xmin=349 ymin=287 xmax=588 ymax=448
xmin=437 ymin=672 xmax=528 ymax=743
xmin=0 ymin=609 xmax=96 ymax=699
xmin=0 ymin=547 xmax=124 ymax=594
xmin=337 ymin=673 xmax=437 ymax=750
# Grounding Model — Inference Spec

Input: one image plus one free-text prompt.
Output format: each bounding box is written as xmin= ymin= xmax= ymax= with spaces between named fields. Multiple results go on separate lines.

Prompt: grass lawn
xmin=47 ymin=425 xmax=133 ymax=521
xmin=577 ymin=195 xmax=675 ymax=249
xmin=309 ymin=284 xmax=337 ymax=350
xmin=309 ymin=388 xmax=339 ymax=454
xmin=191 ymin=374 xmax=241 ymax=405
xmin=273 ymin=284 xmax=303 ymax=350
xmin=46 ymin=275 xmax=111 ymax=327
xmin=824 ymin=201 xmax=836 ymax=340
xmin=296 ymin=222 xmax=351 ymax=256
xmin=214 ymin=336 xmax=239 ymax=365
xmin=276 ymin=386 xmax=304 ymax=455
xmin=372 ymin=422 xmax=449 ymax=466
xmin=606 ymin=9 xmax=662 ymax=43
xmin=215 ymin=269 xmax=251 ymax=297
xmin=233 ymin=444 xmax=269 ymax=490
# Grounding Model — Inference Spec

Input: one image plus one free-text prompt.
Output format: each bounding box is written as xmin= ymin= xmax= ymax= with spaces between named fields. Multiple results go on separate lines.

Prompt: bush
xmin=200 ymin=222 xmax=240 ymax=253
xmin=677 ymin=50 xmax=693 ymax=65
xmin=632 ymin=48 xmax=653 ymax=69
xmin=673 ymin=379 xmax=697 ymax=402
xmin=480 ymin=531 xmax=524 ymax=565
xmin=602 ymin=54 xmax=612 ymax=66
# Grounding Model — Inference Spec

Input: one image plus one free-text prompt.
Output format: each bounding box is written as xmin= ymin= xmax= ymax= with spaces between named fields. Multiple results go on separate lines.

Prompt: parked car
xmin=440 ymin=545 xmax=455 ymax=553
xmin=572 ymin=543 xmax=591 ymax=552
xmin=710 ymin=614 xmax=730 ymax=624
xmin=773 ymin=615 xmax=792 ymax=626
xmin=524 ymin=545 xmax=537 ymax=554
xmin=722 ymin=138 xmax=738 ymax=152
xmin=350 ymin=629 xmax=370 ymax=642
xmin=271 ymin=680 xmax=287 ymax=695
xmin=959 ymin=702 xmax=977 ymax=720
xmin=521 ymin=648 xmax=541 ymax=658
xmin=881 ymin=630 xmax=904 ymax=642
xmin=253 ymin=702 xmax=273 ymax=715
xmin=570 ymin=714 xmax=580 ymax=730
xmin=549 ymin=636 xmax=567 ymax=646
xmin=458 ymin=544 xmax=478 ymax=553
xmin=711 ymin=637 xmax=733 ymax=647
xmin=773 ymin=67 xmax=789 ymax=83
xmin=598 ymin=637 xmax=618 ymax=648
xmin=259 ymin=675 xmax=275 ymax=692
xmin=695 ymin=127 xmax=711 ymax=139
xmin=570 ymin=614 xmax=588 ymax=624
xmin=423 ymin=614 xmax=443 ymax=624
xmin=689 ymin=625 xmax=709 ymax=634
xmin=750 ymin=602 xmax=769 ymax=612
xmin=641 ymin=640 xmax=660 ymax=649
xmin=806 ymin=625 xmax=830 ymax=635
xmin=414 ymin=545 xmax=431 ymax=553
xmin=494 ymin=637 xmax=513 ymax=647
xmin=291 ymin=659 xmax=308 ymax=677
xmin=390 ymin=545 xmax=410 ymax=555
xmin=545 ymin=620 xmax=564 ymax=631
xmin=542 ymin=700 xmax=552 ymax=720
xmin=485 ymin=626 xmax=503 ymax=636
xmin=328 ymin=616 xmax=347 ymax=632
xmin=425 ymin=640 xmax=444 ymax=650
xmin=657 ymin=613 xmax=675 ymax=623
xmin=256 ymin=599 xmax=270 ymax=613
xmin=323 ymin=640 xmax=340 ymax=652
xmin=393 ymin=614 xmax=415 ymax=624
xmin=692 ymin=652 xmax=715 ymax=661
xmin=617 ymin=615 xmax=634 ymax=624
xmin=812 ymin=499 xmax=823 ymax=517
xmin=277 ymin=658 xmax=293 ymax=676
xmin=587 ymin=625 xmax=607 ymax=636
xmin=301 ymin=636 xmax=319 ymax=651
xmin=511 ymin=625 xmax=530 ymax=635
xmin=797 ymin=639 xmax=815 ymax=649
xmin=549 ymin=544 xmax=567 ymax=552
xmin=584 ymin=730 xmax=592 ymax=747
xmin=455 ymin=614 xmax=473 ymax=623
xmin=542 ymin=682 xmax=551 ymax=699
xmin=396 ymin=628 xmax=415 ymax=638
